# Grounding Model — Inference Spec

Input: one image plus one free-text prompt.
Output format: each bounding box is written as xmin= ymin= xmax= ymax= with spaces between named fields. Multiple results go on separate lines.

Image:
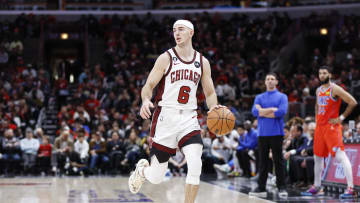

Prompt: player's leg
xmin=302 ymin=125 xmax=326 ymax=196
xmin=128 ymin=146 xmax=172 ymax=194
xmin=177 ymin=110 xmax=204 ymax=203
xmin=329 ymin=125 xmax=355 ymax=199
xmin=182 ymin=143 xmax=203 ymax=203
xmin=129 ymin=107 xmax=176 ymax=193
xmin=335 ymin=150 xmax=353 ymax=187
xmin=143 ymin=148 xmax=170 ymax=184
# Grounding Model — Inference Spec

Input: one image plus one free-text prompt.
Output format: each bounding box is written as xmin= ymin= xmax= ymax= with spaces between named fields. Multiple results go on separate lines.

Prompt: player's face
xmin=265 ymin=75 xmax=278 ymax=91
xmin=319 ymin=69 xmax=331 ymax=84
xmin=173 ymin=25 xmax=193 ymax=45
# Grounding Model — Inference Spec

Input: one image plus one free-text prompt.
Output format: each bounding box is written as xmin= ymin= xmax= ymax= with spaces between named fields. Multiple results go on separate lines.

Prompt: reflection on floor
xmin=0 ymin=176 xmax=268 ymax=203
xmin=0 ymin=175 xmax=358 ymax=203
xmin=204 ymin=175 xmax=359 ymax=203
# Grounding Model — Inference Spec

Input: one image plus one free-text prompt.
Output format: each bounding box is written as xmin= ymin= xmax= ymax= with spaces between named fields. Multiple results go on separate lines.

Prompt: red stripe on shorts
xmin=150 ymin=107 xmax=162 ymax=138
xmin=152 ymin=142 xmax=176 ymax=155
xmin=178 ymin=130 xmax=201 ymax=148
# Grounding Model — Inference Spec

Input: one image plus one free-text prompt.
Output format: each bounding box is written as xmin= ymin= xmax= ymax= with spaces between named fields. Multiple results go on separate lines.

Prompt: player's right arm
xmin=140 ymin=53 xmax=169 ymax=119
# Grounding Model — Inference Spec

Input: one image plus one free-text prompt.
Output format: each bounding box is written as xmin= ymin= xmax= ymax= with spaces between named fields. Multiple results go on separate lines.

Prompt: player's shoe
xmin=128 ymin=159 xmax=149 ymax=194
xmin=339 ymin=187 xmax=357 ymax=200
xmin=301 ymin=185 xmax=324 ymax=196
xmin=213 ymin=164 xmax=231 ymax=173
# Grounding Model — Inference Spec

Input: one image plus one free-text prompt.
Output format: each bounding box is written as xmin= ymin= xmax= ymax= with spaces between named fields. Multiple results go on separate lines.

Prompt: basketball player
xmin=302 ymin=66 xmax=358 ymax=199
xmin=128 ymin=19 xmax=222 ymax=203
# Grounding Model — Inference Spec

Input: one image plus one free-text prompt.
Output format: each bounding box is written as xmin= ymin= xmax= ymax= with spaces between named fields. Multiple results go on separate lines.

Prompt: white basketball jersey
xmin=155 ymin=48 xmax=203 ymax=109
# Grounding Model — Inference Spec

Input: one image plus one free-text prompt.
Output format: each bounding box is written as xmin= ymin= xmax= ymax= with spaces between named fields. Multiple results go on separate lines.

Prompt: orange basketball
xmin=207 ymin=107 xmax=235 ymax=136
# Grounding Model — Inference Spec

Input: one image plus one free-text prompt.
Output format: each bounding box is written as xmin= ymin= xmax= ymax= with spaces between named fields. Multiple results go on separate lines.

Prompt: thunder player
xmin=128 ymin=20 xmax=222 ymax=203
xmin=302 ymin=66 xmax=358 ymax=199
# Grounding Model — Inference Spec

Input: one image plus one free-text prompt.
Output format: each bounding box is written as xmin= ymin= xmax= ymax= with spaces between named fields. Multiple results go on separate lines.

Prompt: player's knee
xmin=144 ymin=156 xmax=168 ymax=184
xmin=186 ymin=156 xmax=202 ymax=185
xmin=182 ymin=144 xmax=203 ymax=185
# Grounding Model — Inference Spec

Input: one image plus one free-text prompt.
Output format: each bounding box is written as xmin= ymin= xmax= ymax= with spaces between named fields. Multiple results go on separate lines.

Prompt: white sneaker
xmin=128 ymin=159 xmax=149 ymax=194
xmin=214 ymin=164 xmax=231 ymax=173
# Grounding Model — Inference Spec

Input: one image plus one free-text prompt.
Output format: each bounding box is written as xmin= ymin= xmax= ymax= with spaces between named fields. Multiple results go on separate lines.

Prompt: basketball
xmin=207 ymin=107 xmax=235 ymax=136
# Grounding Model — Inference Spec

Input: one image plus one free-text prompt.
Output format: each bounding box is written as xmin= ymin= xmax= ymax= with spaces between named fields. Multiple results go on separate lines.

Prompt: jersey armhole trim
xmin=200 ymin=53 xmax=203 ymax=79
xmin=165 ymin=51 xmax=172 ymax=76
xmin=329 ymin=86 xmax=337 ymax=101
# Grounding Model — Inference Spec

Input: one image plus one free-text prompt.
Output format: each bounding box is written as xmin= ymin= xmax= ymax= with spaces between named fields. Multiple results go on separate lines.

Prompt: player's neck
xmin=175 ymin=43 xmax=194 ymax=59
xmin=321 ymin=82 xmax=331 ymax=88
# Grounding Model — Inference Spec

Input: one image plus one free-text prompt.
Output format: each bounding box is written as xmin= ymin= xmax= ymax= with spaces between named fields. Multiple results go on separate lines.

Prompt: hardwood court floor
xmin=0 ymin=176 xmax=270 ymax=203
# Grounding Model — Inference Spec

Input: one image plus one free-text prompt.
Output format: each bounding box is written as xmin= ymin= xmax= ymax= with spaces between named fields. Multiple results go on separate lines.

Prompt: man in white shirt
xmin=211 ymin=136 xmax=232 ymax=164
xmin=20 ymin=127 xmax=40 ymax=174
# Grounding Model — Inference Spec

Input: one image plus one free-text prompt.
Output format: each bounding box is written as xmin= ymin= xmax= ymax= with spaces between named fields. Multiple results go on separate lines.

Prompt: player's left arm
xmin=201 ymin=56 xmax=223 ymax=112
xmin=329 ymin=84 xmax=358 ymax=124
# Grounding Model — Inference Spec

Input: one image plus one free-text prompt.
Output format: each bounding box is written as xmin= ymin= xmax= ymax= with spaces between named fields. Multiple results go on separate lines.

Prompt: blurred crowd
xmin=0 ymin=11 xmax=359 ymax=179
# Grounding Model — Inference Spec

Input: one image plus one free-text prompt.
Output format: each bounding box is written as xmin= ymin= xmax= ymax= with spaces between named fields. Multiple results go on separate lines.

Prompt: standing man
xmin=250 ymin=72 xmax=288 ymax=197
xmin=128 ymin=19 xmax=222 ymax=203
xmin=302 ymin=66 xmax=357 ymax=199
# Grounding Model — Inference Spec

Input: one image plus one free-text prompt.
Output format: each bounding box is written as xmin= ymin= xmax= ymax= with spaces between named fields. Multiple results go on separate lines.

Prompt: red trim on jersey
xmin=155 ymin=77 xmax=165 ymax=103
xmin=200 ymin=53 xmax=203 ymax=79
xmin=165 ymin=51 xmax=173 ymax=76
xmin=178 ymin=130 xmax=201 ymax=148
xmin=172 ymin=47 xmax=197 ymax=64
xmin=152 ymin=142 xmax=176 ymax=155
xmin=150 ymin=107 xmax=162 ymax=138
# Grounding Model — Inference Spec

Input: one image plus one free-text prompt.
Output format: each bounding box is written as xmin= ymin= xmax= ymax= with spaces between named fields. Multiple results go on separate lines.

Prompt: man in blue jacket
xmin=249 ymin=72 xmax=288 ymax=198
xmin=236 ymin=120 xmax=258 ymax=178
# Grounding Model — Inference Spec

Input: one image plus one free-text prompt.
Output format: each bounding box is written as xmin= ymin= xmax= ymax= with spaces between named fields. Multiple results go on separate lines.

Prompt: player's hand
xmin=255 ymin=104 xmax=262 ymax=110
xmin=140 ymin=99 xmax=154 ymax=119
xmin=329 ymin=117 xmax=341 ymax=125
xmin=208 ymin=104 xmax=226 ymax=113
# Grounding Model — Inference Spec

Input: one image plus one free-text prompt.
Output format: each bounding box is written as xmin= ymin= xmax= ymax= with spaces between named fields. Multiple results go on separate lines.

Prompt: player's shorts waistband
xmin=159 ymin=106 xmax=197 ymax=114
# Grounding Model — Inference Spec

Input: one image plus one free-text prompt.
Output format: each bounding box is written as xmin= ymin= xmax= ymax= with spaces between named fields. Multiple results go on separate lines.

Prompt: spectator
xmin=2 ymin=129 xmax=21 ymax=176
xmin=107 ymin=131 xmax=126 ymax=174
xmin=74 ymin=131 xmax=89 ymax=164
xmin=52 ymin=130 xmax=74 ymax=174
xmin=211 ymin=135 xmax=232 ymax=165
xmin=37 ymin=136 xmax=52 ymax=175
xmin=284 ymin=125 xmax=308 ymax=184
xmin=0 ymin=47 xmax=8 ymax=63
xmin=20 ymin=127 xmax=40 ymax=174
xmin=84 ymin=92 xmax=100 ymax=116
xmin=107 ymin=121 xmax=125 ymax=140
xmin=89 ymin=131 xmax=109 ymax=173
xmin=294 ymin=122 xmax=315 ymax=188
xmin=236 ymin=121 xmax=258 ymax=178
xmin=121 ymin=129 xmax=142 ymax=170
xmin=168 ymin=149 xmax=187 ymax=177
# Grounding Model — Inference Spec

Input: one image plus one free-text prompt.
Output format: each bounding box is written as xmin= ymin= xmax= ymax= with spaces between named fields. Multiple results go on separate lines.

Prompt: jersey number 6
xmin=177 ymin=86 xmax=191 ymax=104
